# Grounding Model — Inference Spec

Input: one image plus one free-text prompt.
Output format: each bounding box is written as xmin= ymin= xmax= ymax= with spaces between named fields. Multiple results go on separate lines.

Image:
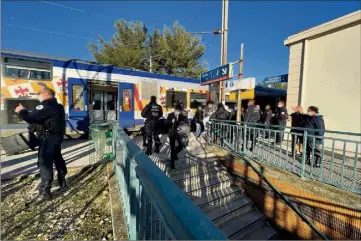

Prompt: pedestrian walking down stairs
xmin=149 ymin=133 xmax=278 ymax=240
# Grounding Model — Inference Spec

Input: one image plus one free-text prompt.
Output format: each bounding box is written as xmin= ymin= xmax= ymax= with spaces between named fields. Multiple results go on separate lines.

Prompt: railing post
xmin=129 ymin=160 xmax=139 ymax=240
xmin=243 ymin=124 xmax=247 ymax=153
xmin=301 ymin=130 xmax=308 ymax=178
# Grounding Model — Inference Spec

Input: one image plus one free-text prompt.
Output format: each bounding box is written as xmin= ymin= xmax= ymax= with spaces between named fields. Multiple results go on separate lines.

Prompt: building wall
xmin=285 ymin=42 xmax=304 ymax=115
xmin=301 ymin=23 xmax=361 ymax=134
xmin=285 ymin=19 xmax=361 ymax=152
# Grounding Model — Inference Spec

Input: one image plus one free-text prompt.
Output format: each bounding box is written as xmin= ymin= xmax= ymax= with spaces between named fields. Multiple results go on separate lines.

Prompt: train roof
xmin=1 ymin=49 xmax=201 ymax=84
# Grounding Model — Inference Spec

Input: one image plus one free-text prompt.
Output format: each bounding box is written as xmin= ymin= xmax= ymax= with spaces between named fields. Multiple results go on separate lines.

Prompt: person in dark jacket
xmin=141 ymin=96 xmax=163 ymax=156
xmin=15 ymin=87 xmax=67 ymax=203
xmin=274 ymin=100 xmax=288 ymax=145
xmin=210 ymin=103 xmax=230 ymax=120
xmin=191 ymin=105 xmax=205 ymax=137
xmin=290 ymin=106 xmax=307 ymax=156
xmin=167 ymin=104 xmax=189 ymax=169
xmin=305 ymin=106 xmax=325 ymax=167
xmin=243 ymin=100 xmax=261 ymax=152
xmin=263 ymin=105 xmax=273 ymax=139
xmin=210 ymin=103 xmax=230 ymax=143
xmin=229 ymin=105 xmax=237 ymax=121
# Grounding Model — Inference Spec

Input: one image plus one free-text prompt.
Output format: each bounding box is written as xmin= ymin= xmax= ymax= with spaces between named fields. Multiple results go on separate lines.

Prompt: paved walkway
xmin=1 ymin=139 xmax=94 ymax=180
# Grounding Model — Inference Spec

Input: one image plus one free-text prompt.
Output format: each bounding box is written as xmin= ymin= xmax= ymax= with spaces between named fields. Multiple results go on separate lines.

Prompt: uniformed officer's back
xmin=141 ymin=96 xmax=163 ymax=122
xmin=141 ymin=96 xmax=163 ymax=156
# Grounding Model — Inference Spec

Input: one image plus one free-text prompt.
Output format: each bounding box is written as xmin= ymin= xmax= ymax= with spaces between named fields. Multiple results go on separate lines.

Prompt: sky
xmin=2 ymin=1 xmax=360 ymax=81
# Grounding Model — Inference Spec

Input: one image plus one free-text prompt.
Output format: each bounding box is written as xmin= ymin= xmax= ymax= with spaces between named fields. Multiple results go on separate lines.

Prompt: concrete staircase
xmin=149 ymin=134 xmax=278 ymax=240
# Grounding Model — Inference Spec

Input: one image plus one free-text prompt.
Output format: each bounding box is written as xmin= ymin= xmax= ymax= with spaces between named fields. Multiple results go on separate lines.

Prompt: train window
xmin=91 ymin=92 xmax=102 ymax=110
xmin=4 ymin=98 xmax=40 ymax=124
xmin=166 ymin=90 xmax=187 ymax=108
xmin=141 ymin=81 xmax=158 ymax=101
xmin=190 ymin=92 xmax=208 ymax=108
xmin=3 ymin=57 xmax=52 ymax=80
xmin=72 ymin=85 xmax=85 ymax=111
xmin=122 ymin=89 xmax=132 ymax=112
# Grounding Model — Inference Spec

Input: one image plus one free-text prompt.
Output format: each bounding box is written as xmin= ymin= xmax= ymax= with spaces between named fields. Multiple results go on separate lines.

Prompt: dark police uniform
xmin=19 ymin=98 xmax=66 ymax=200
xmin=244 ymin=105 xmax=261 ymax=151
xmin=274 ymin=106 xmax=288 ymax=145
xmin=141 ymin=101 xmax=163 ymax=155
xmin=167 ymin=111 xmax=189 ymax=169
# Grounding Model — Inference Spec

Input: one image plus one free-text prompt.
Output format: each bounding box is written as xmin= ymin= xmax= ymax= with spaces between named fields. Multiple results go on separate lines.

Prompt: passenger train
xmin=0 ymin=50 xmax=209 ymax=137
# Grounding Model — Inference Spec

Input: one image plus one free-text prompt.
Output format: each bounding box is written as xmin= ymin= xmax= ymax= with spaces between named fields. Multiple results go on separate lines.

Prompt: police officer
xmin=141 ymin=96 xmax=163 ymax=155
xmin=274 ymin=100 xmax=288 ymax=145
xmin=243 ymin=100 xmax=261 ymax=152
xmin=15 ymin=87 xmax=67 ymax=202
xmin=167 ymin=104 xmax=189 ymax=169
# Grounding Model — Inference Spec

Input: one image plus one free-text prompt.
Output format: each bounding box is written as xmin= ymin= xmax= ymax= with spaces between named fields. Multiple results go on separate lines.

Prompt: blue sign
xmin=200 ymin=64 xmax=232 ymax=86
xmin=264 ymin=74 xmax=288 ymax=84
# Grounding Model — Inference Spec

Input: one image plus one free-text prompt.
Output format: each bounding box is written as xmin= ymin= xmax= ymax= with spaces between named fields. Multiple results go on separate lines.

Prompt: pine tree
xmin=89 ymin=20 xmax=206 ymax=78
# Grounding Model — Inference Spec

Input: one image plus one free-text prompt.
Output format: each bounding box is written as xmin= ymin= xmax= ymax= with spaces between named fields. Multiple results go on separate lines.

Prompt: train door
xmin=89 ymin=90 xmax=118 ymax=123
xmin=91 ymin=91 xmax=104 ymax=122
xmin=68 ymin=78 xmax=89 ymax=131
xmin=118 ymin=83 xmax=134 ymax=128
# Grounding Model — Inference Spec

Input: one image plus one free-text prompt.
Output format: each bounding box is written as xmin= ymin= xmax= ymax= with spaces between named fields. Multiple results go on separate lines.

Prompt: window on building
xmin=3 ymin=57 xmax=52 ymax=80
xmin=4 ymin=98 xmax=40 ymax=124
xmin=71 ymin=85 xmax=85 ymax=111
xmin=190 ymin=92 xmax=208 ymax=108
xmin=166 ymin=90 xmax=187 ymax=108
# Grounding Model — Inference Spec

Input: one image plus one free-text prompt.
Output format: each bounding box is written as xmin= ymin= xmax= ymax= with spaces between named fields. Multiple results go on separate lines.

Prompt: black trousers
xmin=306 ymin=139 xmax=322 ymax=166
xmin=54 ymin=139 xmax=67 ymax=183
xmin=145 ymin=121 xmax=160 ymax=155
xmin=169 ymin=135 xmax=185 ymax=169
xmin=38 ymin=135 xmax=63 ymax=193
xmin=275 ymin=124 xmax=286 ymax=144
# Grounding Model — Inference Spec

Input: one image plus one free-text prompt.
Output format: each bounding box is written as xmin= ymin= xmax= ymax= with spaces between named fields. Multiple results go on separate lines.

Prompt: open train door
xmin=68 ymin=78 xmax=89 ymax=131
xmin=118 ymin=82 xmax=134 ymax=128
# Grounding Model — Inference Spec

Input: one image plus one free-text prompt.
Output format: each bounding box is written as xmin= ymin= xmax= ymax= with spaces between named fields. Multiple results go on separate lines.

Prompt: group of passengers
xmin=141 ymin=96 xmax=325 ymax=169
xmin=192 ymin=99 xmax=325 ymax=168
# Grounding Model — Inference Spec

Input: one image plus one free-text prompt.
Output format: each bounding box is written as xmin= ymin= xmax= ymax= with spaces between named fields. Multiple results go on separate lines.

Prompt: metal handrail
xmin=208 ymin=120 xmax=361 ymax=194
xmin=210 ymin=119 xmax=361 ymax=137
xmin=209 ymin=125 xmax=329 ymax=240
xmin=112 ymin=125 xmax=227 ymax=240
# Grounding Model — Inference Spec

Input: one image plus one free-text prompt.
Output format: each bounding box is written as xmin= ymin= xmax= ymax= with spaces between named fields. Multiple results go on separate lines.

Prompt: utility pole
xmin=237 ymin=43 xmax=244 ymax=122
xmin=219 ymin=0 xmax=229 ymax=103
xmin=149 ymin=55 xmax=153 ymax=73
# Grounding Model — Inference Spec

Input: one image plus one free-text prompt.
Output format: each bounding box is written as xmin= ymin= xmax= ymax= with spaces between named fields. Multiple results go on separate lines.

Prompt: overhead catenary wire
xmin=3 ymin=23 xmax=97 ymax=41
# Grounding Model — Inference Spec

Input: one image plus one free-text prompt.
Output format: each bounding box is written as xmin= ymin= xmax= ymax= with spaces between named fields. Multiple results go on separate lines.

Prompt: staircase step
xmin=177 ymin=172 xmax=233 ymax=193
xmin=191 ymin=185 xmax=243 ymax=207
xmin=168 ymin=162 xmax=226 ymax=181
xmin=217 ymin=211 xmax=266 ymax=238
xmin=233 ymin=224 xmax=278 ymax=240
xmin=184 ymin=176 xmax=233 ymax=195
xmin=201 ymin=195 xmax=253 ymax=222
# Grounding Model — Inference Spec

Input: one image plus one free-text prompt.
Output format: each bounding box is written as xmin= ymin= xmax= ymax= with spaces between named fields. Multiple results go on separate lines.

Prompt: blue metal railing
xmin=209 ymin=124 xmax=328 ymax=240
xmin=111 ymin=125 xmax=228 ymax=240
xmin=208 ymin=120 xmax=361 ymax=194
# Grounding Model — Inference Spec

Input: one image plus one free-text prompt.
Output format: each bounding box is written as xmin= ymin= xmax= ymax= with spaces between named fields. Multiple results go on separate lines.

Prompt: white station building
xmin=284 ymin=10 xmax=361 ymax=136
